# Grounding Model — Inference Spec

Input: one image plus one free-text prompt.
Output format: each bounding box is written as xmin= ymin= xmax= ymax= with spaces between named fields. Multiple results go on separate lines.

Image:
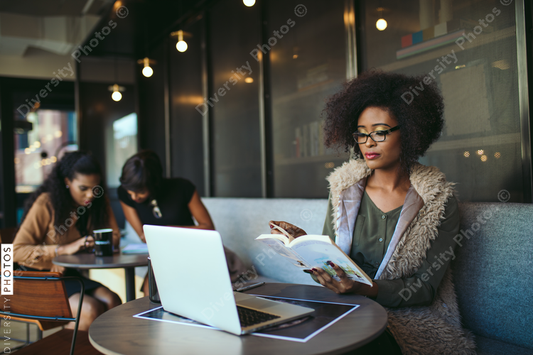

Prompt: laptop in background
xmin=143 ymin=225 xmax=314 ymax=335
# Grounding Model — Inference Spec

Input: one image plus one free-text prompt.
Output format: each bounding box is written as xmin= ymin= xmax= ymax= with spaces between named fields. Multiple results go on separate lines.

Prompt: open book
xmin=256 ymin=226 xmax=372 ymax=286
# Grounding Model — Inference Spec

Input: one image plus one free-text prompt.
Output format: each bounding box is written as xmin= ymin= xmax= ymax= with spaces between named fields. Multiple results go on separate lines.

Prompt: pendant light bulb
xmin=112 ymin=90 xmax=122 ymax=102
xmin=142 ymin=57 xmax=153 ymax=77
xmin=376 ymin=8 xmax=387 ymax=31
xmin=243 ymin=0 xmax=256 ymax=6
xmin=176 ymin=30 xmax=188 ymax=52
xmin=111 ymin=84 xmax=122 ymax=102
xmin=142 ymin=66 xmax=153 ymax=77
xmin=376 ymin=18 xmax=387 ymax=31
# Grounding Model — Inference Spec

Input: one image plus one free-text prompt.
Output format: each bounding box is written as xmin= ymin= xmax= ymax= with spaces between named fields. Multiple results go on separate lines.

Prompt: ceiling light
xmin=172 ymin=30 xmax=188 ymax=52
xmin=138 ymin=57 xmax=156 ymax=77
xmin=243 ymin=0 xmax=256 ymax=6
xmin=376 ymin=7 xmax=387 ymax=31
xmin=109 ymin=84 xmax=125 ymax=102
xmin=376 ymin=18 xmax=387 ymax=31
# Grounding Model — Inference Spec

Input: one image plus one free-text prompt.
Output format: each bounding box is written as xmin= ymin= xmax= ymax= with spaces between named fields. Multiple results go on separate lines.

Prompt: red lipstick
xmin=365 ymin=153 xmax=381 ymax=160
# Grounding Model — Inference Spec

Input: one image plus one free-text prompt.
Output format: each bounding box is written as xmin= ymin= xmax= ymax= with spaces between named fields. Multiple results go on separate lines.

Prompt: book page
xmin=289 ymin=235 xmax=332 ymax=248
xmin=256 ymin=238 xmax=310 ymax=268
xmin=256 ymin=233 xmax=290 ymax=245
xmin=291 ymin=240 xmax=372 ymax=286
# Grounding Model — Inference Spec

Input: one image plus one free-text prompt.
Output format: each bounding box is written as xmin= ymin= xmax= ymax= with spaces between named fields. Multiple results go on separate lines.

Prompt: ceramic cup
xmin=93 ymin=228 xmax=113 ymax=257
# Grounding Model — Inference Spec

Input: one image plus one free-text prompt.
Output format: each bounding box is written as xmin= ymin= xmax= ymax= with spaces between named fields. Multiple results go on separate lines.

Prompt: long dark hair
xmin=21 ymin=151 xmax=109 ymax=234
xmin=119 ymin=150 xmax=163 ymax=198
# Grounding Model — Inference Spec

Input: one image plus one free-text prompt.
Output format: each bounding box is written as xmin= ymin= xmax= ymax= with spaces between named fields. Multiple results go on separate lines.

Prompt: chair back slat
xmin=11 ymin=271 xmax=72 ymax=319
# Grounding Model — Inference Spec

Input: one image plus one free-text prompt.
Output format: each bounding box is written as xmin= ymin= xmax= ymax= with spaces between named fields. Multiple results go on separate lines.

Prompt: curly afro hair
xmin=323 ymin=70 xmax=444 ymax=172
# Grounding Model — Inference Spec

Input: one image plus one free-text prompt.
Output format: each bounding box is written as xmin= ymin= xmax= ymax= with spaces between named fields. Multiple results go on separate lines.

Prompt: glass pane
xmin=359 ymin=0 xmax=524 ymax=202
xmin=209 ymin=1 xmax=262 ymax=197
xmin=268 ymin=0 xmax=350 ymax=198
xmin=106 ymin=113 xmax=138 ymax=188
xmin=14 ymin=110 xmax=77 ymax=193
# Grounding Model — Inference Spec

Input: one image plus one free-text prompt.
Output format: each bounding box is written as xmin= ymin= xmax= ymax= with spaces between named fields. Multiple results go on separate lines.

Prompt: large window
xmin=106 ymin=113 xmax=138 ymax=188
xmin=14 ymin=110 xmax=77 ymax=193
xmin=14 ymin=109 xmax=77 ymax=223
xmin=358 ymin=0 xmax=528 ymax=202
xmin=269 ymin=0 xmax=350 ymax=198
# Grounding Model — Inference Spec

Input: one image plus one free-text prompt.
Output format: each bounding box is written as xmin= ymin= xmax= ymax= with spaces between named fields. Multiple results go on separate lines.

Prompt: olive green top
xmin=349 ymin=191 xmax=403 ymax=276
xmin=323 ymin=191 xmax=460 ymax=308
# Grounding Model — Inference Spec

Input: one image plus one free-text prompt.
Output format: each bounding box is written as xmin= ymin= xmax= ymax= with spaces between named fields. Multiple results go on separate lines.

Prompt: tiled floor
xmin=1 ymin=320 xmax=62 ymax=353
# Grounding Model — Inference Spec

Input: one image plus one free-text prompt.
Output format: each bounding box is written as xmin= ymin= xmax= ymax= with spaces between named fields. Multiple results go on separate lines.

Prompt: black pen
xmin=235 ymin=282 xmax=265 ymax=292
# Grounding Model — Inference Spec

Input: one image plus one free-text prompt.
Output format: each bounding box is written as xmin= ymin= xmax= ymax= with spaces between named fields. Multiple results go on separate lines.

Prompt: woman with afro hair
xmin=270 ymin=70 xmax=476 ymax=354
xmin=14 ymin=151 xmax=122 ymax=330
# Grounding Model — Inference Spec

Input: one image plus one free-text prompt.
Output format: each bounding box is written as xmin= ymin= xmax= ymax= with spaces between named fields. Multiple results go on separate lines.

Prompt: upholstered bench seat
xmin=203 ymin=198 xmax=533 ymax=355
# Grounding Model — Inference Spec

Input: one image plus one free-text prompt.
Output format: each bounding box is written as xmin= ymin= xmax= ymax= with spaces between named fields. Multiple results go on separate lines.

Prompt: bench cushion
xmin=475 ymin=336 xmax=533 ymax=355
xmin=453 ymin=202 xmax=533 ymax=351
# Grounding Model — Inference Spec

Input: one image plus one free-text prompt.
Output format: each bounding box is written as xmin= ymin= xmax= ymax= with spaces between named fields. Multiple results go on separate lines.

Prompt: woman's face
xmin=64 ymin=173 xmax=101 ymax=207
xmin=356 ymin=106 xmax=402 ymax=171
xmin=127 ymin=189 xmax=150 ymax=204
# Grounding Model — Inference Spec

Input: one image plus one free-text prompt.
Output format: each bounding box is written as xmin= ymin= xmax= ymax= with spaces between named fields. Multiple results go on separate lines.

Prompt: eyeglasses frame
xmin=352 ymin=125 xmax=401 ymax=144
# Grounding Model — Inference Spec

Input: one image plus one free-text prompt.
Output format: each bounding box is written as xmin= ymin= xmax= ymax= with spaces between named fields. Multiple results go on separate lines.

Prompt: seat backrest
xmin=11 ymin=271 xmax=72 ymax=322
xmin=202 ymin=198 xmax=329 ymax=285
xmin=453 ymin=202 xmax=533 ymax=350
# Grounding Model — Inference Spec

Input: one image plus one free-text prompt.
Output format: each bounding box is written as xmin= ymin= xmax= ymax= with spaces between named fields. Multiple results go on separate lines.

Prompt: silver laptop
xmin=143 ymin=225 xmax=314 ymax=335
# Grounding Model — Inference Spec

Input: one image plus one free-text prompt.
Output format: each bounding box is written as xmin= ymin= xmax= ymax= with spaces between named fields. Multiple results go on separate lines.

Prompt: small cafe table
xmin=53 ymin=253 xmax=148 ymax=302
xmin=89 ymin=283 xmax=388 ymax=354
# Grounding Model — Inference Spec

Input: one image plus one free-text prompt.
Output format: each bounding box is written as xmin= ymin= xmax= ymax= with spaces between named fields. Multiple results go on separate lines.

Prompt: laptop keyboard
xmin=237 ymin=306 xmax=280 ymax=327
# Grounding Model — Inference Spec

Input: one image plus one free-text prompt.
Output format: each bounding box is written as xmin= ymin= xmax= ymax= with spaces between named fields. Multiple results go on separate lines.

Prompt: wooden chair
xmin=1 ymin=271 xmax=102 ymax=355
xmin=1 ymin=227 xmax=50 ymax=346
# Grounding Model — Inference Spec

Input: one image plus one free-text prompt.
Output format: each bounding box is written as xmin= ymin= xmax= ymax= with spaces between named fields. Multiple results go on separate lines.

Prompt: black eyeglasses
xmin=150 ymin=199 xmax=163 ymax=219
xmin=352 ymin=125 xmax=401 ymax=144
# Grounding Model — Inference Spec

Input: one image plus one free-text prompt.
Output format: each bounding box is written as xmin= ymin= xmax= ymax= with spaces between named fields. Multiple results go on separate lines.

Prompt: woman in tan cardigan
xmin=14 ymin=151 xmax=122 ymax=331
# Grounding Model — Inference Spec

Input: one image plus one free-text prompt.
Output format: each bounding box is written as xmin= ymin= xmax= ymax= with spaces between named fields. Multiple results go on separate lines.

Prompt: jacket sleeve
xmin=13 ymin=195 xmax=57 ymax=270
xmin=373 ymin=195 xmax=460 ymax=307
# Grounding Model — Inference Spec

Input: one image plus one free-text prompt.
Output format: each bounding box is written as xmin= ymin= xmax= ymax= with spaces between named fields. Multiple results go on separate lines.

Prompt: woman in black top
xmin=118 ymin=150 xmax=215 ymax=294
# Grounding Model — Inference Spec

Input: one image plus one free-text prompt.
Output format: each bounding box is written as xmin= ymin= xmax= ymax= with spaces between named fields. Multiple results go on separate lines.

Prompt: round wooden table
xmin=53 ymin=253 xmax=148 ymax=302
xmin=89 ymin=283 xmax=388 ymax=355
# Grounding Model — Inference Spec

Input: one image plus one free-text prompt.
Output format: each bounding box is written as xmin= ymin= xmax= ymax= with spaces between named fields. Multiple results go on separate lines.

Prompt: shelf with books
xmin=378 ymin=26 xmax=515 ymax=72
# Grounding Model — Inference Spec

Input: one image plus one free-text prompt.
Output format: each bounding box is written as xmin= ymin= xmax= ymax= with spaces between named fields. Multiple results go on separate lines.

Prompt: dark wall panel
xmin=137 ymin=41 xmax=168 ymax=176
xmin=169 ymin=19 xmax=205 ymax=196
xmin=209 ymin=0 xmax=262 ymax=197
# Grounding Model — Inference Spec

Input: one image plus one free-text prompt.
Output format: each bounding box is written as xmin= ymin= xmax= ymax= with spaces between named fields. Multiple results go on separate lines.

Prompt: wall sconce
xmin=376 ymin=7 xmax=387 ymax=31
xmin=109 ymin=84 xmax=125 ymax=102
xmin=171 ymin=30 xmax=190 ymax=52
xmin=292 ymin=47 xmax=300 ymax=59
xmin=243 ymin=0 xmax=255 ymax=6
xmin=137 ymin=57 xmax=156 ymax=77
